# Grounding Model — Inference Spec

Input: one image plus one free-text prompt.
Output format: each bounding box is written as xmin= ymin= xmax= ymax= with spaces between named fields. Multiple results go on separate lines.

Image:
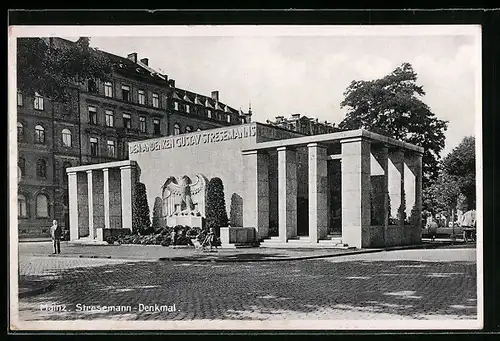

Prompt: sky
xmin=59 ymin=26 xmax=480 ymax=156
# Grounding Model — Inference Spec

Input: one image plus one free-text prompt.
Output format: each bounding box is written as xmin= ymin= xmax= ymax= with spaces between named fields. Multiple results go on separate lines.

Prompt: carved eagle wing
xmin=162 ymin=177 xmax=182 ymax=217
xmin=189 ymin=174 xmax=207 ymax=195
xmin=162 ymin=177 xmax=182 ymax=197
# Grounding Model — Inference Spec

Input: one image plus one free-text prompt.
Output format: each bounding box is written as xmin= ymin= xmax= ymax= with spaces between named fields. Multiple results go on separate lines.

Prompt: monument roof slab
xmin=243 ymin=129 xmax=424 ymax=154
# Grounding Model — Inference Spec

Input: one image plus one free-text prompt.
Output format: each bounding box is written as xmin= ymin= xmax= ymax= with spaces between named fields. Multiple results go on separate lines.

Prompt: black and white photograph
xmin=9 ymin=24 xmax=482 ymax=330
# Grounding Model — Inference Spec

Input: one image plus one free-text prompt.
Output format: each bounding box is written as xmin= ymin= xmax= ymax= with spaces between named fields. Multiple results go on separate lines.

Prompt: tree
xmin=132 ymin=182 xmax=151 ymax=234
xmin=441 ymin=136 xmax=476 ymax=210
xmin=205 ymin=177 xmax=228 ymax=235
xmin=339 ymin=63 xmax=448 ymax=185
xmin=17 ymin=37 xmax=112 ymax=102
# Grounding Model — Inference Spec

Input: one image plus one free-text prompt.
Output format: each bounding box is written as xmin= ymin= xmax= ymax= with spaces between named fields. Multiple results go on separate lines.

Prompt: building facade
xmin=17 ymin=37 xmax=252 ymax=238
xmin=266 ymin=113 xmax=339 ymax=136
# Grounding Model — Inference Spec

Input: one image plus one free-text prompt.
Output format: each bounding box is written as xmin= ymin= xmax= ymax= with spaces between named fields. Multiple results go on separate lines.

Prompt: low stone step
xmin=319 ymin=238 xmax=343 ymax=244
xmin=288 ymin=237 xmax=311 ymax=243
xmin=259 ymin=241 xmax=354 ymax=249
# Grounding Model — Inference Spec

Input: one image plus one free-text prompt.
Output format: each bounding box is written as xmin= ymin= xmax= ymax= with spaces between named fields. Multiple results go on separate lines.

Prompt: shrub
xmin=151 ymin=197 xmax=163 ymax=233
xmin=186 ymin=226 xmax=201 ymax=238
xmin=206 ymin=177 xmax=228 ymax=235
xmin=133 ymin=182 xmax=151 ymax=235
xmin=105 ymin=235 xmax=117 ymax=245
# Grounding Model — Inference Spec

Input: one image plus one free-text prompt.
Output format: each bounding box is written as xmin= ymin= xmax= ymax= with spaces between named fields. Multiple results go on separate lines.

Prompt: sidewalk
xmin=19 ymin=239 xmax=468 ymax=262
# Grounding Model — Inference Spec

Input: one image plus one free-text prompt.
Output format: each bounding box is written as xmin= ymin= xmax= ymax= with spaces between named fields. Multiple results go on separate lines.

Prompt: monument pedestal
xmin=167 ymin=215 xmax=203 ymax=228
xmin=219 ymin=227 xmax=256 ymax=248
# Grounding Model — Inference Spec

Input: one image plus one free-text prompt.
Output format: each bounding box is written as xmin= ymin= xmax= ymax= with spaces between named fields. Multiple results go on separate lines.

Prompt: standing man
xmin=50 ymin=220 xmax=62 ymax=254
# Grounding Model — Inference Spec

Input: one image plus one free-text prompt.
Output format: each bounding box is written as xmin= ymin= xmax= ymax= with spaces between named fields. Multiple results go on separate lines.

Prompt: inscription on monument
xmin=129 ymin=125 xmax=257 ymax=154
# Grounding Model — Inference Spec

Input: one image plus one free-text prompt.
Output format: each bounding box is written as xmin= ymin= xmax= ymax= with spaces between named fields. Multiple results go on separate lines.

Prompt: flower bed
xmin=106 ymin=225 xmax=205 ymax=246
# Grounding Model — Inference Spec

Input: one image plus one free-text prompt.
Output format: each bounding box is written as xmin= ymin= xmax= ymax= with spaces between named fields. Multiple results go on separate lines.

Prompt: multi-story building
xmin=17 ymin=37 xmax=252 ymax=238
xmin=266 ymin=113 xmax=339 ymax=136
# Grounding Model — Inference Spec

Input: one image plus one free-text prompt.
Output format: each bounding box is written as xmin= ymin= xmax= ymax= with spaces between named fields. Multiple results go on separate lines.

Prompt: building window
xmin=207 ymin=109 xmax=212 ymax=118
xmin=17 ymin=122 xmax=24 ymax=142
xmin=153 ymin=119 xmax=161 ymax=135
xmin=186 ymin=104 xmax=190 ymax=113
xmin=139 ymin=116 xmax=147 ymax=133
xmin=17 ymin=91 xmax=23 ymax=106
xmin=34 ymin=125 xmax=45 ymax=144
xmin=89 ymin=106 xmax=97 ymax=124
xmin=227 ymin=114 xmax=231 ymax=123
xmin=123 ymin=113 xmax=131 ymax=129
xmin=138 ymin=89 xmax=146 ymax=105
xmin=88 ymin=79 xmax=98 ymax=93
xmin=152 ymin=93 xmax=159 ymax=108
xmin=121 ymin=85 xmax=130 ymax=102
xmin=19 ymin=157 xmax=25 ymax=177
xmin=90 ymin=137 xmax=99 ymax=156
xmin=61 ymin=128 xmax=72 ymax=147
xmin=105 ymin=110 xmax=114 ymax=127
xmin=107 ymin=140 xmax=116 ymax=158
xmin=62 ymin=162 xmax=72 ymax=182
xmin=104 ymin=81 xmax=113 ymax=97
xmin=36 ymin=159 xmax=47 ymax=178
xmin=18 ymin=194 xmax=28 ymax=218
xmin=34 ymin=92 xmax=44 ymax=110
xmin=174 ymin=102 xmax=179 ymax=110
xmin=36 ymin=194 xmax=49 ymax=218
xmin=185 ymin=126 xmax=192 ymax=133
xmin=173 ymin=123 xmax=180 ymax=136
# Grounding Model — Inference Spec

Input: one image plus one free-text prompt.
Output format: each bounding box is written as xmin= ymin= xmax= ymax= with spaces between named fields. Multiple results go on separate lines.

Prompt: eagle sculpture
xmin=161 ymin=174 xmax=208 ymax=217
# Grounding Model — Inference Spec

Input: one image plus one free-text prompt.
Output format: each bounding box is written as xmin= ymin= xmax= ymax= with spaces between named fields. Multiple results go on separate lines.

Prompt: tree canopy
xmin=17 ymin=37 xmax=112 ymax=102
xmin=441 ymin=136 xmax=476 ymax=210
xmin=339 ymin=63 xmax=448 ymax=185
xmin=423 ymin=136 xmax=476 ymax=216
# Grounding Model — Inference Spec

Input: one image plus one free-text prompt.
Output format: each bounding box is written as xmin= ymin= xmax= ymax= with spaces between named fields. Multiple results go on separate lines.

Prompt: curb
xmin=18 ymin=282 xmax=55 ymax=299
xmin=157 ymin=248 xmax=383 ymax=263
xmin=38 ymin=241 xmax=464 ymax=263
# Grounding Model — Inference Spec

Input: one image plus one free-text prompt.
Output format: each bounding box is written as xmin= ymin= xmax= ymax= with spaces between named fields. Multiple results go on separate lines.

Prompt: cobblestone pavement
xmin=16 ymin=248 xmax=477 ymax=321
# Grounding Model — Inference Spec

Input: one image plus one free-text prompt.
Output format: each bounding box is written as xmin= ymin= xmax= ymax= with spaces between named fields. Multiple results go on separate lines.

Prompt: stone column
xmin=415 ymin=152 xmax=423 ymax=229
xmin=370 ymin=145 xmax=389 ymax=247
xmin=371 ymin=146 xmax=389 ymax=227
xmin=86 ymin=170 xmax=94 ymax=239
xmin=341 ymin=137 xmax=371 ymax=248
xmin=68 ymin=171 xmax=79 ymax=241
xmin=388 ymin=149 xmax=405 ymax=226
xmin=103 ymin=168 xmax=110 ymax=229
xmin=308 ymin=143 xmax=328 ymax=242
xmin=277 ymin=147 xmax=297 ymax=242
xmin=120 ymin=165 xmax=135 ymax=232
xmin=242 ymin=150 xmax=270 ymax=239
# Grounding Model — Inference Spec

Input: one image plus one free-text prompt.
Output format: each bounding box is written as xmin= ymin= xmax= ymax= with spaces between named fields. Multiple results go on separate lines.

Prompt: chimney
xmin=211 ymin=91 xmax=219 ymax=102
xmin=127 ymin=52 xmax=138 ymax=63
xmin=140 ymin=58 xmax=149 ymax=66
xmin=168 ymin=79 xmax=175 ymax=88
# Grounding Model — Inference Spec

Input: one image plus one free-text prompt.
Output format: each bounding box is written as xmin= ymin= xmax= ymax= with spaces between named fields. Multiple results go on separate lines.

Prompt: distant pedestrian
xmin=50 ymin=220 xmax=62 ymax=254
xmin=171 ymin=230 xmax=177 ymax=246
xmin=203 ymin=227 xmax=218 ymax=251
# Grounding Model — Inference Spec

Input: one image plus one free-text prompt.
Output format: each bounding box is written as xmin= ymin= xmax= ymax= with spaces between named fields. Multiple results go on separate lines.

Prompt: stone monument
xmin=162 ymin=174 xmax=208 ymax=228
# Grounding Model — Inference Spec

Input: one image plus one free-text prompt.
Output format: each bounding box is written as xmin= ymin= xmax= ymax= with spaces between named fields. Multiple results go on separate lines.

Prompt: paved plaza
xmin=16 ymin=244 xmax=477 ymax=321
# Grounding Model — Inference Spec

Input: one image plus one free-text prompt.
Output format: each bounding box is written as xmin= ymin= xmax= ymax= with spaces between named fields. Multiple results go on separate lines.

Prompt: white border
xmin=8 ymin=25 xmax=483 ymax=331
